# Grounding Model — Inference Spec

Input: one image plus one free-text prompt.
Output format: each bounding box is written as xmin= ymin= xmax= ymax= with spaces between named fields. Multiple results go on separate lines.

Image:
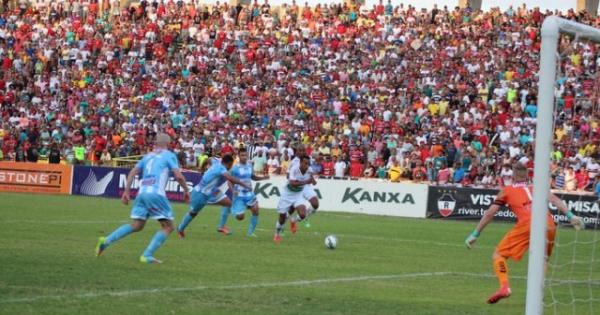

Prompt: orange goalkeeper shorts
xmin=496 ymin=219 xmax=556 ymax=261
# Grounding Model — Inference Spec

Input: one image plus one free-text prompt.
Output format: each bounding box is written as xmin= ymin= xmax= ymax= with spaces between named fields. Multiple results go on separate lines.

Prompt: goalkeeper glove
xmin=465 ymin=230 xmax=480 ymax=249
xmin=566 ymin=211 xmax=585 ymax=231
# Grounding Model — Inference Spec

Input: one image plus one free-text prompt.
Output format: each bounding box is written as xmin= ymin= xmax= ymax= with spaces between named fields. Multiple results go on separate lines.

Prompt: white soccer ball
xmin=324 ymin=235 xmax=338 ymax=250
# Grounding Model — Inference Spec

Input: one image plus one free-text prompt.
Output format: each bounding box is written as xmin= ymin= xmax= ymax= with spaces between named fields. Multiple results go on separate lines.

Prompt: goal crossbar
xmin=527 ymin=16 xmax=600 ymax=315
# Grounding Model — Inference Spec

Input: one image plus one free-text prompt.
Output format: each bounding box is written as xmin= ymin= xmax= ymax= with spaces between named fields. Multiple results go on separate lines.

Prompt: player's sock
xmin=493 ymin=257 xmax=510 ymax=287
xmin=275 ymin=221 xmax=284 ymax=235
xmin=290 ymin=214 xmax=300 ymax=222
xmin=218 ymin=207 xmax=230 ymax=229
xmin=178 ymin=212 xmax=196 ymax=232
xmin=105 ymin=224 xmax=134 ymax=245
xmin=248 ymin=215 xmax=258 ymax=235
xmin=142 ymin=230 xmax=168 ymax=258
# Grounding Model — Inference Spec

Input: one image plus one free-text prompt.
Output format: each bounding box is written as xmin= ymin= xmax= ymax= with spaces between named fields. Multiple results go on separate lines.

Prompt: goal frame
xmin=527 ymin=16 xmax=600 ymax=315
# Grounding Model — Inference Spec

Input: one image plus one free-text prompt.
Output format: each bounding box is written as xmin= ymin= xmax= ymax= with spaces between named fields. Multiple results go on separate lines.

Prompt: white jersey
xmin=288 ymin=157 xmax=300 ymax=175
xmin=286 ymin=164 xmax=313 ymax=193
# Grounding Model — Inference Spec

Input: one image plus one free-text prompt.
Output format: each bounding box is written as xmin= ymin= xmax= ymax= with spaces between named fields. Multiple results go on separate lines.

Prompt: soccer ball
xmin=324 ymin=235 xmax=338 ymax=250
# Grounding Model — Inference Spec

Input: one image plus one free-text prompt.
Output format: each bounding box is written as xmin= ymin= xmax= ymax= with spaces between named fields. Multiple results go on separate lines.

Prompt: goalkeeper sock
xmin=493 ymin=257 xmax=510 ymax=287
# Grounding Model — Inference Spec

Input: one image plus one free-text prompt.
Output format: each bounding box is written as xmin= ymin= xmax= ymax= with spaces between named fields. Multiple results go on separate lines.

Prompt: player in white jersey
xmin=274 ymin=155 xmax=317 ymax=243
xmin=287 ymin=145 xmax=320 ymax=230
xmin=96 ymin=133 xmax=190 ymax=264
xmin=217 ymin=147 xmax=270 ymax=236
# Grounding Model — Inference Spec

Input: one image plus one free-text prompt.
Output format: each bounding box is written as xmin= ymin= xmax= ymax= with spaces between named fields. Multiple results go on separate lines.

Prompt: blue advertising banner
xmin=71 ymin=166 xmax=200 ymax=202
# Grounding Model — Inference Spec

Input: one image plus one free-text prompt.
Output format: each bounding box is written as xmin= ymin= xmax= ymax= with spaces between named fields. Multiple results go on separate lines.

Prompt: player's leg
xmin=217 ymin=190 xmax=234 ymax=234
xmin=304 ymin=185 xmax=319 ymax=214
xmin=215 ymin=195 xmax=233 ymax=235
xmin=247 ymin=200 xmax=259 ymax=237
xmin=299 ymin=185 xmax=319 ymax=227
xmin=289 ymin=203 xmax=308 ymax=234
xmin=96 ymin=195 xmax=148 ymax=257
xmin=97 ymin=219 xmax=145 ymax=257
xmin=232 ymin=197 xmax=246 ymax=221
xmin=140 ymin=219 xmax=174 ymax=264
xmin=218 ymin=206 xmax=231 ymax=228
xmin=487 ymin=224 xmax=529 ymax=304
xmin=275 ymin=195 xmax=293 ymax=243
xmin=274 ymin=212 xmax=287 ymax=243
xmin=545 ymin=221 xmax=557 ymax=274
xmin=140 ymin=195 xmax=176 ymax=263
xmin=177 ymin=190 xmax=208 ymax=237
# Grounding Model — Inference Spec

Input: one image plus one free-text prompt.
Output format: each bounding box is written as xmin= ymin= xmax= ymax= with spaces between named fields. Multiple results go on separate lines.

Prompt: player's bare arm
xmin=252 ymin=174 xmax=269 ymax=181
xmin=172 ymin=169 xmax=190 ymax=203
xmin=223 ymin=172 xmax=252 ymax=190
xmin=122 ymin=167 xmax=141 ymax=205
xmin=288 ymin=178 xmax=312 ymax=187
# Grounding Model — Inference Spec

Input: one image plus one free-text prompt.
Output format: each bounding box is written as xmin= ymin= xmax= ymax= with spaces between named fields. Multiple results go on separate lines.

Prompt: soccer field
xmin=0 ymin=193 xmax=598 ymax=315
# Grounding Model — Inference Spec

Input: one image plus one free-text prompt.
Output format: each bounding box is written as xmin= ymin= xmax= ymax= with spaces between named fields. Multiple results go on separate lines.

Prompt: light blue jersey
xmin=188 ymin=159 xmax=230 ymax=213
xmin=131 ymin=149 xmax=179 ymax=221
xmin=193 ymin=160 xmax=228 ymax=196
xmin=231 ymin=162 xmax=254 ymax=198
xmin=230 ymin=162 xmax=257 ymax=215
xmin=135 ymin=150 xmax=179 ymax=196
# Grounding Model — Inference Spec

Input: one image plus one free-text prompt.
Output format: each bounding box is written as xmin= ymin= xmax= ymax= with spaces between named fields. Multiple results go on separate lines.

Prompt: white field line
xmin=0 ymin=271 xmax=499 ymax=304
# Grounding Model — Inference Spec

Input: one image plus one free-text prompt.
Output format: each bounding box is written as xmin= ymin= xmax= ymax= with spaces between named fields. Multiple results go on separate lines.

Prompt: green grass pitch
xmin=0 ymin=192 xmax=598 ymax=314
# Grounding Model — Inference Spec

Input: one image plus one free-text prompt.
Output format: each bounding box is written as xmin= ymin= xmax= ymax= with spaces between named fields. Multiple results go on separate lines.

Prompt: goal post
xmin=527 ymin=16 xmax=600 ymax=315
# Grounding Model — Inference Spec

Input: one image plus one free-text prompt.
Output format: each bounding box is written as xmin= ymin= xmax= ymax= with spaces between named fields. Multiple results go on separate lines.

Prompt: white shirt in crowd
xmin=334 ymin=161 xmax=347 ymax=178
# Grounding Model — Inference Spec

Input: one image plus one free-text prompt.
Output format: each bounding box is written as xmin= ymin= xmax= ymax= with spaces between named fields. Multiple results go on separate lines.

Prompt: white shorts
xmin=302 ymin=184 xmax=317 ymax=200
xmin=277 ymin=187 xmax=307 ymax=214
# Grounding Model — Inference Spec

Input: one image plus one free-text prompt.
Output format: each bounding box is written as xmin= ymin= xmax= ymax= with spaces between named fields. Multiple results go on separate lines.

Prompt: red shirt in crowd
xmin=322 ymin=161 xmax=334 ymax=176
xmin=350 ymin=162 xmax=363 ymax=177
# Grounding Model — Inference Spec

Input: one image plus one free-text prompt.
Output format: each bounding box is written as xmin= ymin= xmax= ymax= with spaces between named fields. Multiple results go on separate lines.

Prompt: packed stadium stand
xmin=0 ymin=0 xmax=599 ymax=191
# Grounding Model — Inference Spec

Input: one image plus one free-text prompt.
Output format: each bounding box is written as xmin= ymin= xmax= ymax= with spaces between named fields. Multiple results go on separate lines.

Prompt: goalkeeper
xmin=465 ymin=163 xmax=585 ymax=304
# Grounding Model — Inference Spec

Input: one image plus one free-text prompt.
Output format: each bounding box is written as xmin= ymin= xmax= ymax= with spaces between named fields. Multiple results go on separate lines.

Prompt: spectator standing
xmin=48 ymin=144 xmax=61 ymax=164
xmin=334 ymin=156 xmax=347 ymax=178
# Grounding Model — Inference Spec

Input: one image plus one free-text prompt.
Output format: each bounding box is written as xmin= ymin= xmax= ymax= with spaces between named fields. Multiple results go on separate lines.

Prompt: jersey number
xmin=145 ymin=156 xmax=156 ymax=175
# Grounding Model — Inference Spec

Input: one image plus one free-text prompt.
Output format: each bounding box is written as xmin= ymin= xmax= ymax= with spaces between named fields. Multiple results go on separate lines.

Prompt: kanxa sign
xmin=254 ymin=176 xmax=428 ymax=218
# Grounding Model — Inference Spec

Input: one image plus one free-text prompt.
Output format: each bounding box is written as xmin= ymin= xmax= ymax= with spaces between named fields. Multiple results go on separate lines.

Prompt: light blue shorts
xmin=231 ymin=194 xmax=258 ymax=216
xmin=189 ymin=190 xmax=228 ymax=213
xmin=131 ymin=193 xmax=173 ymax=221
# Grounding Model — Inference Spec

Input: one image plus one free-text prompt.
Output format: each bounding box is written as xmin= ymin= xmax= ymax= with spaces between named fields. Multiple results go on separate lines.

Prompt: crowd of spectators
xmin=0 ymin=0 xmax=600 ymax=192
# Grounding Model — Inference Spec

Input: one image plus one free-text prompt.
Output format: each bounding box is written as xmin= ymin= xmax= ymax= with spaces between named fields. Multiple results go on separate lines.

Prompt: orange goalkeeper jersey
xmin=494 ymin=183 xmax=553 ymax=224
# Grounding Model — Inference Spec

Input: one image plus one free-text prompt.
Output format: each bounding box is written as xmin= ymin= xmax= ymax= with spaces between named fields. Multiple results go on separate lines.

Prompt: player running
xmin=465 ymin=163 xmax=585 ymax=304
xmin=287 ymin=145 xmax=319 ymax=230
xmin=177 ymin=154 xmax=250 ymax=238
xmin=274 ymin=155 xmax=317 ymax=243
xmin=216 ymin=147 xmax=270 ymax=236
xmin=95 ymin=133 xmax=190 ymax=264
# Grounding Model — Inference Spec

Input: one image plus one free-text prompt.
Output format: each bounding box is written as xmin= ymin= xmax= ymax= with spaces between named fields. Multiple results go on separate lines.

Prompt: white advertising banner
xmin=253 ymin=176 xmax=428 ymax=218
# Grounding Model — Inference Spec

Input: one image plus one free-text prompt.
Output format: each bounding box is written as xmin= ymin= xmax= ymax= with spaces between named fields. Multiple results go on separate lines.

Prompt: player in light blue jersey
xmin=217 ymin=147 xmax=269 ymax=236
xmin=95 ymin=133 xmax=190 ymax=264
xmin=177 ymin=154 xmax=251 ymax=238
